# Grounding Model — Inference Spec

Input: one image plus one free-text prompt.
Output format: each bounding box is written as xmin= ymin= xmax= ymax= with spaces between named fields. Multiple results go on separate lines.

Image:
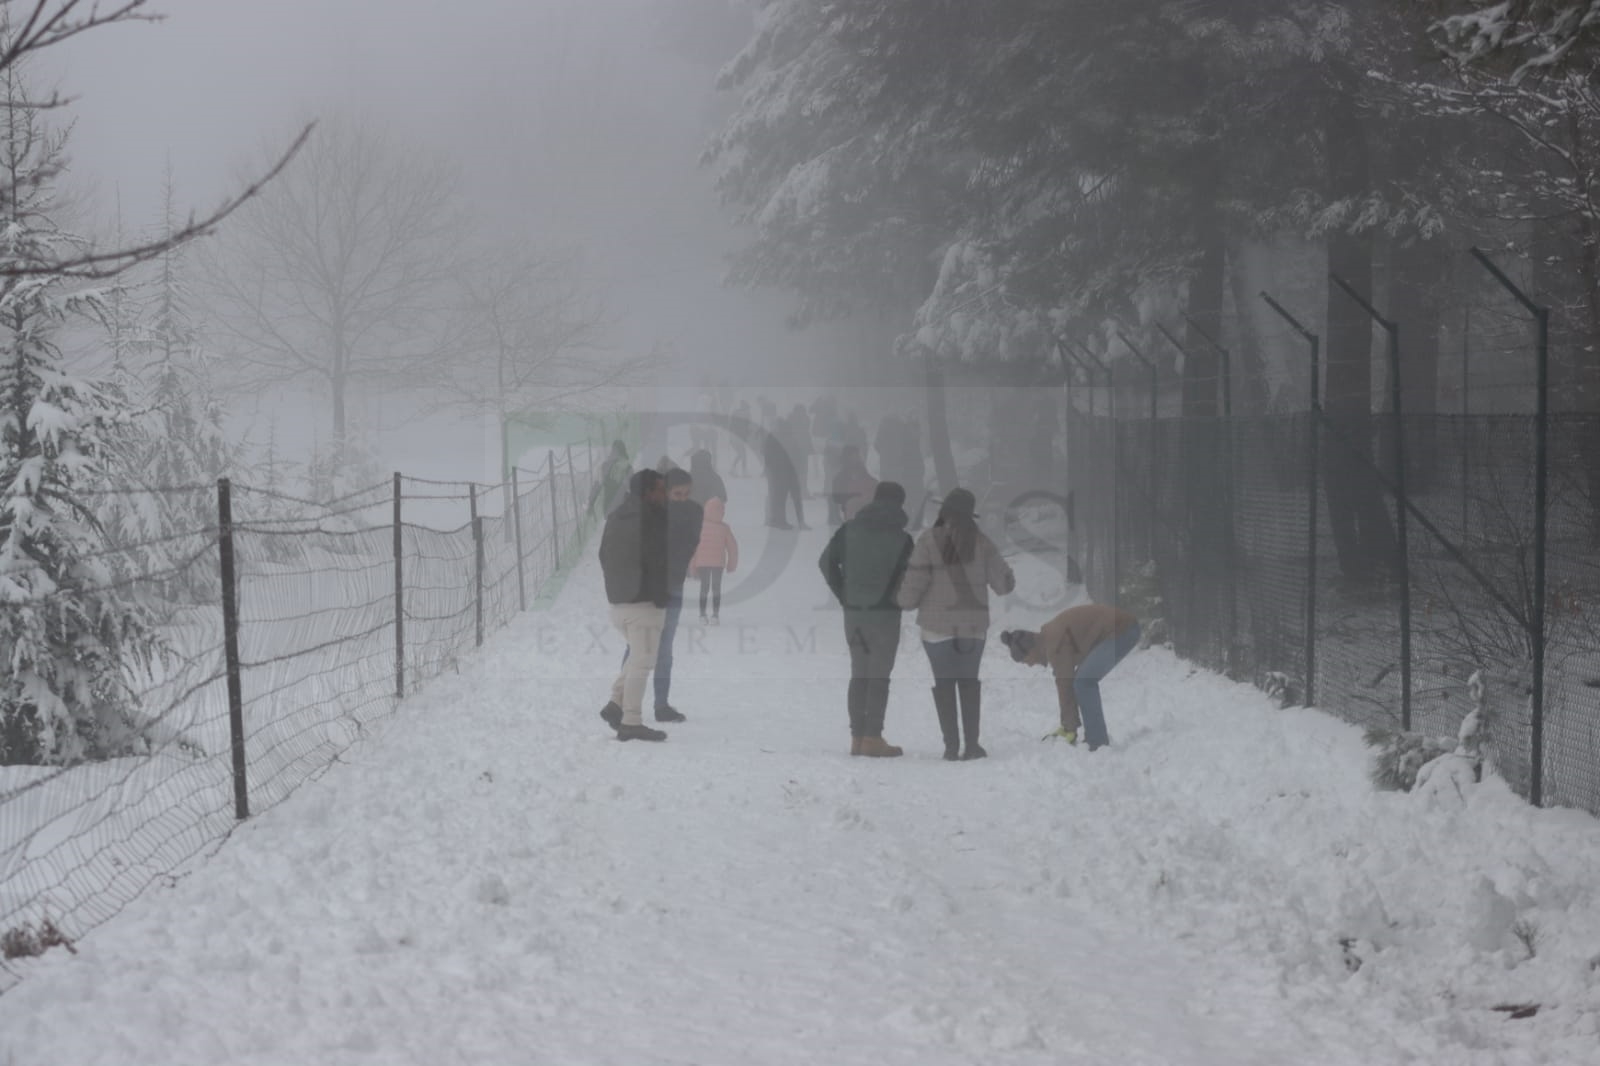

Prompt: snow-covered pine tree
xmin=0 ymin=56 xmax=163 ymax=765
xmin=95 ymin=167 xmax=238 ymax=613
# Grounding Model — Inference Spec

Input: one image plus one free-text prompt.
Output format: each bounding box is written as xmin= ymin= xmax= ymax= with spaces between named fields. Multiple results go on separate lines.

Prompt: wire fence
xmin=0 ymin=425 xmax=622 ymax=991
xmin=1067 ymin=400 xmax=1600 ymax=814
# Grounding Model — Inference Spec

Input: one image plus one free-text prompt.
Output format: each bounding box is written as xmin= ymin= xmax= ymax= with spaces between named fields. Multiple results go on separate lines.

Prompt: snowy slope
xmin=3 ymin=471 xmax=1600 ymax=1065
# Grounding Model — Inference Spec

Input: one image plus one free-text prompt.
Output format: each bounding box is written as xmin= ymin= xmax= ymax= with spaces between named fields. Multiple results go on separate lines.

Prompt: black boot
xmin=957 ymin=679 xmax=986 ymax=760
xmin=933 ymin=684 xmax=960 ymax=761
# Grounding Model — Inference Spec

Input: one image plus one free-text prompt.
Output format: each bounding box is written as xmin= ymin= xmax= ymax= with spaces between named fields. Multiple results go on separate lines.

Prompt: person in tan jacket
xmin=897 ymin=488 xmax=1015 ymax=760
xmin=1001 ymin=603 xmax=1140 ymax=751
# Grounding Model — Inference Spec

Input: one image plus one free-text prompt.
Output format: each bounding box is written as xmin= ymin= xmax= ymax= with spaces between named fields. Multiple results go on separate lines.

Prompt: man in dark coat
xmin=589 ymin=439 xmax=631 ymax=516
xmin=762 ymin=423 xmax=806 ymax=529
xmin=818 ymin=481 xmax=914 ymax=757
xmin=598 ymin=469 xmax=670 ymax=741
xmin=650 ymin=467 xmax=704 ymax=721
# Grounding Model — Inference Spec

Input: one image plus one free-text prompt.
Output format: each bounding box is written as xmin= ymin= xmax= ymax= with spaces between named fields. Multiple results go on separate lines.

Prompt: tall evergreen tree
xmin=0 ymin=58 xmax=163 ymax=765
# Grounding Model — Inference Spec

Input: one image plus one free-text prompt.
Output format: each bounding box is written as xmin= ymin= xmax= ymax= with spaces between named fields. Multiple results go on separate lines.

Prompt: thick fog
xmin=40 ymin=0 xmax=868 ymax=480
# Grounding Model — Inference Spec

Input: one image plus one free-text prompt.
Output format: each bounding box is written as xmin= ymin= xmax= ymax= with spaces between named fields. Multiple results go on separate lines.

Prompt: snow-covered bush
xmin=1366 ymin=670 xmax=1489 ymax=795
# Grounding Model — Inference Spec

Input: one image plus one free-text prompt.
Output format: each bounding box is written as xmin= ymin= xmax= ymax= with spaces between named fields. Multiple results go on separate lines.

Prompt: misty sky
xmin=45 ymin=0 xmax=852 ymax=386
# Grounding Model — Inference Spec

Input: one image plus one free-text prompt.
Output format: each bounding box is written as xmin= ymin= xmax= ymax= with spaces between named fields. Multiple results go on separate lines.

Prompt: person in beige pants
xmin=598 ymin=470 xmax=672 ymax=741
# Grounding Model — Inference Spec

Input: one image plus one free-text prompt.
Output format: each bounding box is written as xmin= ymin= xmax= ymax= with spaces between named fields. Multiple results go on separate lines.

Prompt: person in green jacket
xmin=818 ymin=481 xmax=914 ymax=757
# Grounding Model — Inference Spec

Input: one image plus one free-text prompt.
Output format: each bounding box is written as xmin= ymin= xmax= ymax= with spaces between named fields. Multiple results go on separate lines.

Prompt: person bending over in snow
xmin=599 ymin=470 xmax=671 ymax=741
xmin=1001 ymin=604 xmax=1140 ymax=752
xmin=818 ymin=481 xmax=914 ymax=757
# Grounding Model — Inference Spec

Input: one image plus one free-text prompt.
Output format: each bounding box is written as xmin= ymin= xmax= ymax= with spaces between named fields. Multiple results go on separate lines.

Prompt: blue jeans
xmin=653 ymin=595 xmax=684 ymax=709
xmin=1074 ymin=623 xmax=1141 ymax=749
xmin=922 ymin=637 xmax=986 ymax=693
xmin=619 ymin=594 xmax=684 ymax=710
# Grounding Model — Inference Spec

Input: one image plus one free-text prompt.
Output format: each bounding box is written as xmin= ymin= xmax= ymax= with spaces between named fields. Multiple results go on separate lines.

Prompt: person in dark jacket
xmin=819 ymin=481 xmax=914 ymax=757
xmin=649 ymin=467 xmax=704 ymax=721
xmin=830 ymin=444 xmax=878 ymax=523
xmin=598 ymin=469 xmax=670 ymax=741
xmin=590 ymin=440 xmax=631 ymax=516
xmin=688 ymin=449 xmax=728 ymax=507
xmin=762 ymin=424 xmax=806 ymax=529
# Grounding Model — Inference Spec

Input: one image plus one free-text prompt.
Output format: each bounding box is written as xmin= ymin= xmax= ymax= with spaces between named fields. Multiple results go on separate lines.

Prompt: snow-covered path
xmin=4 ymin=472 xmax=1600 ymax=1065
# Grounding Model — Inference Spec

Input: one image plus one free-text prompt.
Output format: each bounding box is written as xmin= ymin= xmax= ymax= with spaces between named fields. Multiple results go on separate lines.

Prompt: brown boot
xmin=858 ymin=736 xmax=903 ymax=758
xmin=850 ymin=736 xmax=864 ymax=756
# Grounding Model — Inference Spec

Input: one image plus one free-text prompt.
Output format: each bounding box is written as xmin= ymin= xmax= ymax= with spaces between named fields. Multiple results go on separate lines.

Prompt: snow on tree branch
xmin=1435 ymin=1 xmax=1600 ymax=79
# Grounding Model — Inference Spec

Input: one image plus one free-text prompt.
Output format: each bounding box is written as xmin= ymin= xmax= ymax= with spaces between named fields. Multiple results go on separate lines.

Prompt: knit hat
xmin=1000 ymin=629 xmax=1037 ymax=662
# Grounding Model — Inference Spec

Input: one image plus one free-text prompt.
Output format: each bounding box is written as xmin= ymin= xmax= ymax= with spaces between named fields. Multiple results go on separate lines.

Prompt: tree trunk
xmin=1226 ymin=237 xmax=1273 ymax=414
xmin=924 ymin=365 xmax=959 ymax=495
xmin=1323 ymin=71 xmax=1398 ymax=588
xmin=1388 ymin=232 xmax=1446 ymax=488
xmin=1183 ymin=197 xmax=1225 ymax=418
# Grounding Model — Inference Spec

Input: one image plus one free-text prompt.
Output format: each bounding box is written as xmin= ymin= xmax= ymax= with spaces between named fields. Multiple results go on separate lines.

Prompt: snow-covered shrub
xmin=1367 ymin=671 xmax=1489 ymax=795
xmin=1365 ymin=727 xmax=1455 ymax=792
xmin=0 ymin=916 xmax=74 ymax=960
xmin=1413 ymin=671 xmax=1489 ymax=805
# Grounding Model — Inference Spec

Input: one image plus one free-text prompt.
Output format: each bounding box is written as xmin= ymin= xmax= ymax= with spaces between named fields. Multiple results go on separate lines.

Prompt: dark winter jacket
xmin=762 ymin=428 xmax=797 ymax=481
xmin=688 ymin=451 xmax=728 ymax=506
xmin=819 ymin=499 xmax=914 ymax=613
xmin=599 ymin=479 xmax=668 ymax=607
xmin=665 ymin=498 xmax=705 ymax=595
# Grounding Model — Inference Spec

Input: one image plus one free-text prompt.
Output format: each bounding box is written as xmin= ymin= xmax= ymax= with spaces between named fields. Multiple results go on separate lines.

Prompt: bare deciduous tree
xmin=201 ymin=115 xmax=464 ymax=459
xmin=425 ymin=242 xmax=658 ymax=479
xmin=0 ymin=2 xmax=309 ymax=279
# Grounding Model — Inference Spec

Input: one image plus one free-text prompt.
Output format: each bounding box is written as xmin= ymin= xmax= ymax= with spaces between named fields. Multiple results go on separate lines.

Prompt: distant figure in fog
xmin=688 ymin=449 xmax=728 ymax=507
xmin=590 ymin=439 xmax=631 ymax=516
xmin=786 ymin=403 xmax=815 ymax=497
xmin=762 ymin=426 xmax=806 ymax=530
xmin=876 ymin=413 xmax=928 ymax=531
xmin=729 ymin=399 xmax=752 ymax=476
xmin=831 ymin=445 xmax=878 ymax=523
xmin=691 ymin=496 xmax=739 ymax=625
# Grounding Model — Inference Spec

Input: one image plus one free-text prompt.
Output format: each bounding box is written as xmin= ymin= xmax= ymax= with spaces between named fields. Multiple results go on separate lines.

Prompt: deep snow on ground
xmin=4 ymin=470 xmax=1600 ymax=1066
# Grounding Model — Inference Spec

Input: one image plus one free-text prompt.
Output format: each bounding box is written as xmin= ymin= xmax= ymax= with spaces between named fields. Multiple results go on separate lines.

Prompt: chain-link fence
xmin=1070 ymin=399 xmax=1600 ymax=814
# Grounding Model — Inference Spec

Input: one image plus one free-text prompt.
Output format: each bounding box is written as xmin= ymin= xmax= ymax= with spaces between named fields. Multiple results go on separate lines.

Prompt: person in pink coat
xmin=691 ymin=496 xmax=739 ymax=624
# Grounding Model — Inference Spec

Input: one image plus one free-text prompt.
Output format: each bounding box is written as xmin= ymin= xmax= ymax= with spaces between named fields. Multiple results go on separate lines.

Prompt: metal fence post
xmin=393 ymin=472 xmax=405 ymax=700
xmin=216 ymin=478 xmax=249 ymax=821
xmin=548 ymin=451 xmax=561 ymax=574
xmin=1331 ymin=274 xmax=1411 ymax=731
xmin=1117 ymin=331 xmax=1159 ymax=562
xmin=1470 ymin=247 xmax=1550 ymax=806
xmin=1261 ymin=292 xmax=1321 ymax=708
xmin=1069 ymin=339 xmax=1117 ymax=606
xmin=1462 ymin=305 xmax=1471 ymax=535
xmin=470 ymin=482 xmax=484 ymax=648
xmin=566 ymin=443 xmax=581 ymax=533
xmin=512 ymin=466 xmax=527 ymax=613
